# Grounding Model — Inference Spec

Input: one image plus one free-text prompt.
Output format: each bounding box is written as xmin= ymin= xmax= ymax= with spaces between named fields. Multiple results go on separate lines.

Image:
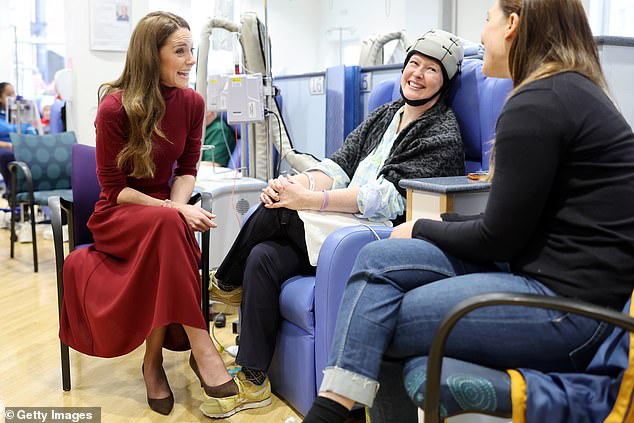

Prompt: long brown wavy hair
xmin=505 ymin=0 xmax=608 ymax=94
xmin=487 ymin=0 xmax=608 ymax=179
xmin=98 ymin=11 xmax=190 ymax=179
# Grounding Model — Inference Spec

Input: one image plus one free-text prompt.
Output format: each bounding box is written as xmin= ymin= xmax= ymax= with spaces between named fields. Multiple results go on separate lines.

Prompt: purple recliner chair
xmin=266 ymin=58 xmax=513 ymax=415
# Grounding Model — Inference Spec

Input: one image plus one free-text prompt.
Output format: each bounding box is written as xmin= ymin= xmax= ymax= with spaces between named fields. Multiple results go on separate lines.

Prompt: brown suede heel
xmin=142 ymin=364 xmax=174 ymax=415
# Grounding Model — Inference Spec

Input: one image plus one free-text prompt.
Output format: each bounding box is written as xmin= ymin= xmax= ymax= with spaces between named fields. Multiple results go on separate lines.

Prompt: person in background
xmin=0 ymin=82 xmax=36 ymax=195
xmin=200 ymin=110 xmax=236 ymax=167
xmin=203 ymin=29 xmax=466 ymax=418
xmin=298 ymin=1 xmax=634 ymax=422
xmin=58 ymin=11 xmax=240 ymax=416
xmin=40 ymin=102 xmax=52 ymax=134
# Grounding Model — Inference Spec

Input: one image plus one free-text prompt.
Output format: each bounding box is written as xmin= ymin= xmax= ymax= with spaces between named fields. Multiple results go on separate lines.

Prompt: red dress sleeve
xmin=174 ymin=91 xmax=204 ymax=178
xmin=95 ymin=93 xmax=128 ymax=203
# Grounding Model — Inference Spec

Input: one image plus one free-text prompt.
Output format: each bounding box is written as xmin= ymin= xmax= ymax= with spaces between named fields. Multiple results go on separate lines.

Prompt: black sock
xmin=302 ymin=396 xmax=349 ymax=423
xmin=242 ymin=367 xmax=267 ymax=385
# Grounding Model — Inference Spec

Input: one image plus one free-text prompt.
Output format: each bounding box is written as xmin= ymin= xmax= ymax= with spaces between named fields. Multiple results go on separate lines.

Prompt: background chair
xmin=8 ymin=131 xmax=76 ymax=272
xmin=414 ymin=292 xmax=634 ymax=423
xmin=49 ymin=144 xmax=212 ymax=391
xmin=265 ymin=57 xmax=513 ymax=415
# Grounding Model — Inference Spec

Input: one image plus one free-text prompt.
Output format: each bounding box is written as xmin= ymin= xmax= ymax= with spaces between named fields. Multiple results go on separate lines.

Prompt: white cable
xmin=361 ymin=224 xmax=381 ymax=241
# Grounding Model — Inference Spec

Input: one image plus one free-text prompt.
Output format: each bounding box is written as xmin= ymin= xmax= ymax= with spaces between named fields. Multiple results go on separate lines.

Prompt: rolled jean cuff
xmin=320 ymin=366 xmax=380 ymax=407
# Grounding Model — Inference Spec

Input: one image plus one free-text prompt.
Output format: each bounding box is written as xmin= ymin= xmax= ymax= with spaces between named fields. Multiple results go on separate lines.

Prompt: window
xmin=1 ymin=0 xmax=66 ymax=103
xmin=588 ymin=0 xmax=634 ymax=37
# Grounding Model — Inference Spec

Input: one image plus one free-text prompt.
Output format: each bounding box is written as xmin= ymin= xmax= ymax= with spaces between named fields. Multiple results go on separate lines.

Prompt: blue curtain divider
xmin=325 ymin=65 xmax=362 ymax=157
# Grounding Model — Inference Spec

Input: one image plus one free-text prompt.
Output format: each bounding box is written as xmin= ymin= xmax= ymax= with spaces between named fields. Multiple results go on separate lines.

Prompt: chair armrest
xmin=190 ymin=191 xmax=212 ymax=329
xmin=314 ymin=225 xmax=393 ymax=389
xmin=424 ymin=292 xmax=634 ymax=423
xmin=7 ymin=160 xmax=34 ymax=203
xmin=189 ymin=191 xmax=213 ymax=217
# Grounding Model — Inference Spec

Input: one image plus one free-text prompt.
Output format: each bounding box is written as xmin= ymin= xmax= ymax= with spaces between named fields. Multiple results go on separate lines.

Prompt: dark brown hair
xmin=98 ymin=11 xmax=190 ymax=179
xmin=487 ymin=0 xmax=608 ymax=180
xmin=504 ymin=0 xmax=608 ymax=93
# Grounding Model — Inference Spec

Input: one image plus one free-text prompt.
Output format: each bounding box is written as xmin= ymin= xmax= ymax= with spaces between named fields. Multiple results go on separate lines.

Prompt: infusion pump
xmin=207 ymin=73 xmax=265 ymax=124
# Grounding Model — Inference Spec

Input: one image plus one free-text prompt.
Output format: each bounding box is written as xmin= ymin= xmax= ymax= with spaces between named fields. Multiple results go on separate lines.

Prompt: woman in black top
xmin=299 ymin=1 xmax=634 ymax=422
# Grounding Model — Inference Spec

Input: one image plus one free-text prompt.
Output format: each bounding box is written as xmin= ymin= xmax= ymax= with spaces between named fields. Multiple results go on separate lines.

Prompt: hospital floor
xmin=0 ymin=199 xmax=309 ymax=422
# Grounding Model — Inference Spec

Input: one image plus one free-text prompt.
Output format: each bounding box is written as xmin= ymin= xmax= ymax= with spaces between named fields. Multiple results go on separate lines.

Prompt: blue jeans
xmin=320 ymin=238 xmax=610 ymax=421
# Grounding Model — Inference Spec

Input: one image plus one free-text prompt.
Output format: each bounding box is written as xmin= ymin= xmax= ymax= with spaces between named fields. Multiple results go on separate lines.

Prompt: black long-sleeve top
xmin=413 ymin=72 xmax=634 ymax=310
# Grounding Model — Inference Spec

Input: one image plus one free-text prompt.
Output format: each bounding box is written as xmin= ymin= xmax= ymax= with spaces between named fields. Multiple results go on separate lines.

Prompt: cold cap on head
xmin=404 ymin=29 xmax=464 ymax=81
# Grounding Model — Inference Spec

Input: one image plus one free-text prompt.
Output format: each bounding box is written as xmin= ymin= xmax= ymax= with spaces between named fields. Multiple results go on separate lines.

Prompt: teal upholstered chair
xmin=8 ymin=131 xmax=76 ymax=272
xmin=402 ymin=292 xmax=634 ymax=423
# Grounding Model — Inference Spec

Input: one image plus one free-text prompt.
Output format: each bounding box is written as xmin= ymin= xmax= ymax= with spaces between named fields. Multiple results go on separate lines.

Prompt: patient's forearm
xmin=318 ymin=186 xmax=360 ymax=213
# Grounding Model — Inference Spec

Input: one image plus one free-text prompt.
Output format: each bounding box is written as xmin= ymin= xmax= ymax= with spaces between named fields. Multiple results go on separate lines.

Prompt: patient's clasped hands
xmin=261 ymin=174 xmax=320 ymax=211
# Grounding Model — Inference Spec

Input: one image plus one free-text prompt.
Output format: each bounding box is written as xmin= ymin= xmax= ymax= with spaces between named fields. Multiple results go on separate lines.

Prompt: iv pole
xmin=13 ymin=26 xmax=19 ymax=95
xmin=263 ymin=0 xmax=273 ymax=180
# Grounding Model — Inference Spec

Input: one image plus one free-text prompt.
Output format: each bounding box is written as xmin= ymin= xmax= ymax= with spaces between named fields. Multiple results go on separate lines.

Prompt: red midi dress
xmin=59 ymin=86 xmax=207 ymax=357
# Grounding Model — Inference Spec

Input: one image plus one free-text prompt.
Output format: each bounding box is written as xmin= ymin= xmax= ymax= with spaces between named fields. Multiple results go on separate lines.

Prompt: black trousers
xmin=216 ymin=205 xmax=315 ymax=371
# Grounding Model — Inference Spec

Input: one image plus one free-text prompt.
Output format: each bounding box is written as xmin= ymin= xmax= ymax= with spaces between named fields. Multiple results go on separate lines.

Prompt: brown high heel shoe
xmin=189 ymin=353 xmax=238 ymax=398
xmin=142 ymin=364 xmax=174 ymax=415
xmin=189 ymin=353 xmax=204 ymax=388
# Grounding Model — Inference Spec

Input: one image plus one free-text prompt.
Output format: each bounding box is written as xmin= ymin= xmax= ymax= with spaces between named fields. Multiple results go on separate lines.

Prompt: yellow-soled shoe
xmin=199 ymin=373 xmax=272 ymax=419
xmin=209 ymin=271 xmax=242 ymax=307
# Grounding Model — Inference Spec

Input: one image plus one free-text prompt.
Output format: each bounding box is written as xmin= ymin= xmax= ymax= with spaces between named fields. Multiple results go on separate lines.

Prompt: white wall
xmin=60 ymin=0 xmax=445 ymax=145
xmin=63 ymin=0 xmax=202 ymax=145
xmin=315 ymin=0 xmax=441 ymax=70
xmin=456 ymin=0 xmax=489 ymax=43
xmin=240 ymin=0 xmax=442 ymax=74
xmin=239 ymin=0 xmax=323 ymax=75
xmin=0 ymin=11 xmax=16 ymax=86
xmin=456 ymin=0 xmax=593 ymax=43
xmin=62 ymin=0 xmax=146 ymax=145
xmin=600 ymin=43 xmax=634 ymax=128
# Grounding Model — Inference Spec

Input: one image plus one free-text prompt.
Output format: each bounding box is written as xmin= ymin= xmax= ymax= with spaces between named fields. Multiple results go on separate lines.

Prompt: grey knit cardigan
xmin=330 ymin=98 xmax=465 ymax=201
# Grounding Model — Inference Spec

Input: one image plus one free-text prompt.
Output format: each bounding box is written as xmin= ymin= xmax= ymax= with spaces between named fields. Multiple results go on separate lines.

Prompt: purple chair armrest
xmin=313 ymin=225 xmax=393 ymax=390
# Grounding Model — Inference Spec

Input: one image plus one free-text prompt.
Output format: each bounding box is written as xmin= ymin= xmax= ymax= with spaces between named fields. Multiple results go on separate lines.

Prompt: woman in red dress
xmin=59 ymin=11 xmax=239 ymax=415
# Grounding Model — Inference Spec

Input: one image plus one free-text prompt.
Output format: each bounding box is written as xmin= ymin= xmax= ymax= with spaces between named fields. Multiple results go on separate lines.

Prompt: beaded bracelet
xmin=319 ymin=190 xmax=329 ymax=211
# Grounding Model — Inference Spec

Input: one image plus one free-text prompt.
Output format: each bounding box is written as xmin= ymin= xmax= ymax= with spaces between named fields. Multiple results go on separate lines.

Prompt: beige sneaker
xmin=209 ymin=271 xmax=242 ymax=307
xmin=199 ymin=373 xmax=272 ymax=418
